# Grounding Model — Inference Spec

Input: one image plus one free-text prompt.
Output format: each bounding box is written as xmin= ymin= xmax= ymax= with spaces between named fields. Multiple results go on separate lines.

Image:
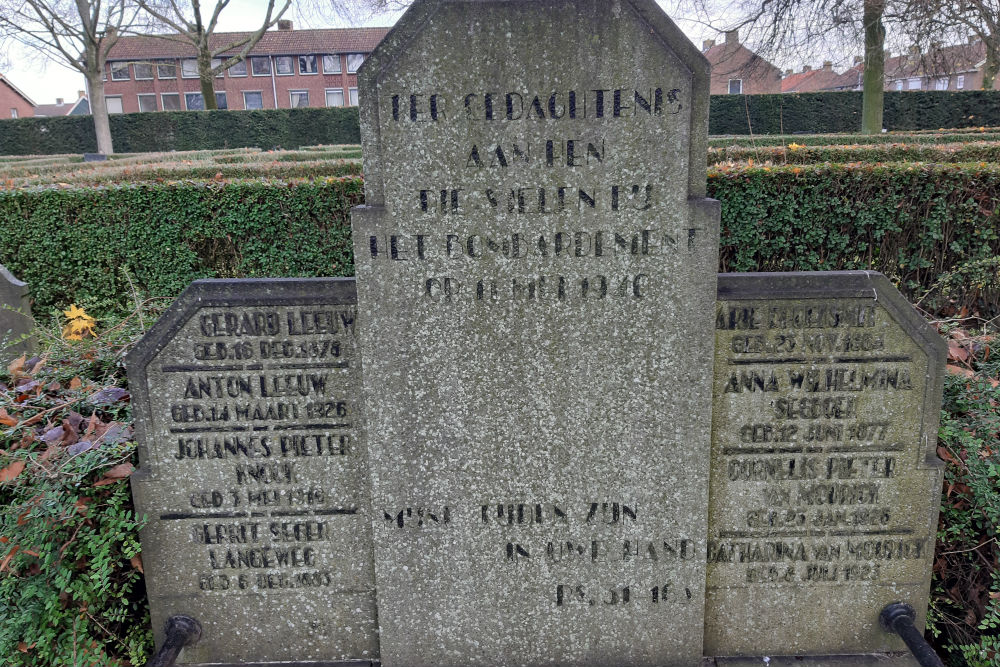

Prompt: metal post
xmin=144 ymin=615 xmax=202 ymax=667
xmin=879 ymin=602 xmax=945 ymax=667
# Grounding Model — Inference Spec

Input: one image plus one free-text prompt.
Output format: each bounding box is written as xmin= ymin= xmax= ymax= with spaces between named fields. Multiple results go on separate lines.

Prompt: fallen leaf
xmin=948 ymin=341 xmax=970 ymax=362
xmin=68 ymin=377 xmax=83 ymax=390
xmin=130 ymin=554 xmax=144 ymax=574
xmin=947 ymin=364 xmax=975 ymax=378
xmin=68 ymin=441 xmax=95 ymax=456
xmin=103 ymin=462 xmax=134 ymax=479
xmin=0 ymin=408 xmax=16 ymax=427
xmin=88 ymin=387 xmax=129 ymax=405
xmin=40 ymin=426 xmax=65 ymax=444
xmin=1 ymin=546 xmax=19 ymax=572
xmin=6 ymin=355 xmax=25 ymax=375
xmin=0 ymin=460 xmax=26 ymax=483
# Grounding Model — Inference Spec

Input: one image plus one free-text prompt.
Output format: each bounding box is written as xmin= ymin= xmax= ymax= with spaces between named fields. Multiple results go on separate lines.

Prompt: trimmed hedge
xmin=0 ymin=178 xmax=362 ymax=315
xmin=1 ymin=163 xmax=998 ymax=319
xmin=0 ymin=107 xmax=360 ymax=156
xmin=709 ymin=131 xmax=1000 ymax=147
xmin=709 ymin=162 xmax=1000 ymax=313
xmin=710 ymin=90 xmax=1000 ymax=135
xmin=710 ymin=141 xmax=1000 ymax=165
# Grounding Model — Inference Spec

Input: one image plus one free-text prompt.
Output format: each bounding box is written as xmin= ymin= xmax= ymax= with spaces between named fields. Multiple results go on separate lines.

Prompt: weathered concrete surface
xmin=0 ymin=263 xmax=33 ymax=365
xmin=127 ymin=279 xmax=377 ymax=666
xmin=706 ymin=271 xmax=944 ymax=662
xmin=351 ymin=1 xmax=720 ymax=665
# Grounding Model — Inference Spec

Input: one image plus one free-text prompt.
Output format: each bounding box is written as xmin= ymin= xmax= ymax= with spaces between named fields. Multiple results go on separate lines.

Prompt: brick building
xmin=884 ymin=39 xmax=997 ymax=92
xmin=0 ymin=74 xmax=35 ymax=119
xmin=781 ymin=62 xmax=851 ymax=93
xmin=35 ymin=91 xmax=91 ymax=117
xmin=102 ymin=22 xmax=389 ymax=114
xmin=702 ymin=30 xmax=782 ymax=95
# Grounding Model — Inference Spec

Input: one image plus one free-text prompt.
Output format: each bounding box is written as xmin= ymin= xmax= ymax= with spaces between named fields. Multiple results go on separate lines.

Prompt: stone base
xmin=708 ymin=653 xmax=918 ymax=667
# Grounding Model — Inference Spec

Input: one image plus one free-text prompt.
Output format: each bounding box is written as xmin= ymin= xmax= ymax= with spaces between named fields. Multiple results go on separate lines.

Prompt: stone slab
xmin=351 ymin=1 xmax=719 ymax=666
xmin=705 ymin=272 xmax=945 ymax=658
xmin=0 ymin=263 xmax=33 ymax=364
xmin=127 ymin=278 xmax=377 ymax=666
xmin=712 ymin=655 xmax=917 ymax=667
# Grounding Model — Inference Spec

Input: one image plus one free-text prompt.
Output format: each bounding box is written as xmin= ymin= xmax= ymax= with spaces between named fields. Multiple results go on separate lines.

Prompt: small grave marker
xmin=0 ymin=263 xmax=33 ymax=364
xmin=706 ymin=272 xmax=945 ymax=663
xmin=127 ymin=279 xmax=377 ymax=665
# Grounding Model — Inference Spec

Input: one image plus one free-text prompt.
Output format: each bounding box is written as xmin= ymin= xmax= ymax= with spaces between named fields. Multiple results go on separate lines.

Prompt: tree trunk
xmin=983 ymin=46 xmax=999 ymax=90
xmin=861 ymin=0 xmax=886 ymax=134
xmin=199 ymin=52 xmax=217 ymax=110
xmin=86 ymin=70 xmax=114 ymax=154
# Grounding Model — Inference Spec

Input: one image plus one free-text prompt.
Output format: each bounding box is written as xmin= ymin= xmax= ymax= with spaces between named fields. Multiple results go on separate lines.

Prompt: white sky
xmin=1 ymin=1 xmax=713 ymax=106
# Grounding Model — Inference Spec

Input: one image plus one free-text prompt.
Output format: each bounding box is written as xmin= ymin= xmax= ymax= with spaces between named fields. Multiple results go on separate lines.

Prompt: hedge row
xmin=0 ymin=107 xmax=361 ymax=156
xmin=710 ymin=141 xmax=1000 ymax=165
xmin=0 ymin=179 xmax=363 ymax=315
xmin=710 ymin=90 xmax=1000 ymax=134
xmin=708 ymin=130 xmax=1000 ymax=147
xmin=2 ymin=90 xmax=999 ymax=156
xmin=2 ymin=163 xmax=998 ymax=319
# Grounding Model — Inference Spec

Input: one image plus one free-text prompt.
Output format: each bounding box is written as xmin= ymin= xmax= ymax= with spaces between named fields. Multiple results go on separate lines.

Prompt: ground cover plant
xmin=0 ymin=305 xmax=162 ymax=666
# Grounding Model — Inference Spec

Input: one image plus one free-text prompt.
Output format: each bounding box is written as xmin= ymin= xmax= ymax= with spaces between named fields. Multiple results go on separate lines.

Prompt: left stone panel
xmin=0 ymin=263 xmax=33 ymax=365
xmin=127 ymin=279 xmax=378 ymax=666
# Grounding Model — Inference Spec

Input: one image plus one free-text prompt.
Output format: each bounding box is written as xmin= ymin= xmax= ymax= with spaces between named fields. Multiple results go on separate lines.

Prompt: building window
xmin=275 ymin=56 xmax=294 ymax=75
xmin=182 ymin=59 xmax=199 ymax=78
xmin=728 ymin=79 xmax=743 ymax=94
xmin=957 ymin=75 xmax=965 ymax=89
xmin=908 ymin=77 xmax=921 ymax=90
xmin=106 ymin=96 xmax=124 ymax=114
xmin=935 ymin=77 xmax=949 ymax=90
xmin=323 ymin=55 xmax=342 ymax=74
xmin=325 ymin=88 xmax=345 ymax=107
xmin=251 ymin=56 xmax=271 ymax=76
xmin=289 ymin=90 xmax=310 ymax=108
xmin=244 ymin=91 xmax=264 ymax=109
xmin=137 ymin=94 xmax=157 ymax=112
xmin=156 ymin=60 xmax=176 ymax=79
xmin=134 ymin=62 xmax=153 ymax=80
xmin=346 ymin=53 xmax=365 ymax=73
xmin=161 ymin=93 xmax=181 ymax=111
xmin=894 ymin=80 xmax=903 ymax=90
xmin=349 ymin=87 xmax=359 ymax=106
xmin=229 ymin=59 xmax=247 ymax=76
xmin=110 ymin=62 xmax=130 ymax=80
xmin=299 ymin=55 xmax=318 ymax=74
xmin=185 ymin=92 xmax=205 ymax=110
xmin=10 ymin=108 xmax=17 ymax=118
xmin=215 ymin=92 xmax=228 ymax=109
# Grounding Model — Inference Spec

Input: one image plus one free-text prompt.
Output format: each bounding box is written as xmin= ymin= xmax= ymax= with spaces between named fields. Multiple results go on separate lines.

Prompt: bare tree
xmin=0 ymin=0 xmax=145 ymax=153
xmin=669 ymin=0 xmax=897 ymax=133
xmin=132 ymin=0 xmax=292 ymax=110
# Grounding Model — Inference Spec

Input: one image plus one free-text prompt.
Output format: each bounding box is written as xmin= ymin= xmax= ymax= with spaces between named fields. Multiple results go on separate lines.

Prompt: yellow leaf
xmin=63 ymin=304 xmax=88 ymax=321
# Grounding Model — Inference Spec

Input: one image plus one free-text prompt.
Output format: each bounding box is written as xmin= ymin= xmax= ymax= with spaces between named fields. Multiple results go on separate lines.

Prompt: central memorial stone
xmin=352 ymin=1 xmax=720 ymax=665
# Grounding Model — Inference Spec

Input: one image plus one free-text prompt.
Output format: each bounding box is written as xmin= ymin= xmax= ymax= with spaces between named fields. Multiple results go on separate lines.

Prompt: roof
xmin=703 ymin=41 xmax=781 ymax=79
xmin=782 ymin=65 xmax=847 ymax=93
xmin=107 ymin=26 xmax=391 ymax=60
xmin=885 ymin=40 xmax=986 ymax=79
xmin=0 ymin=74 xmax=36 ymax=107
xmin=34 ymin=97 xmax=89 ymax=117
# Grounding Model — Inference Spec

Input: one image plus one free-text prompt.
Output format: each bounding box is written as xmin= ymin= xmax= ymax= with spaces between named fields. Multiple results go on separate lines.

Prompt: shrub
xmin=709 ymin=90 xmax=1000 ymax=135
xmin=708 ymin=162 xmax=1000 ymax=317
xmin=0 ymin=107 xmax=361 ymax=156
xmin=931 ymin=330 xmax=1000 ymax=666
xmin=0 ymin=307 xmax=161 ymax=665
xmin=710 ymin=141 xmax=1000 ymax=165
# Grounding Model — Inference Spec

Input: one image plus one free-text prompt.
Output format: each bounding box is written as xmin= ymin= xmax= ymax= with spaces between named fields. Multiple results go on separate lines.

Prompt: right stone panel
xmin=706 ymin=271 xmax=946 ymax=658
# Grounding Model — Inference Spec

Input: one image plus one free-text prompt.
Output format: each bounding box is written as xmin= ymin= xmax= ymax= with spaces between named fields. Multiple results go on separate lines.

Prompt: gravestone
xmin=127 ymin=278 xmax=377 ymax=666
xmin=351 ymin=1 xmax=719 ymax=665
xmin=705 ymin=272 xmax=945 ymax=664
xmin=0 ymin=263 xmax=33 ymax=364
